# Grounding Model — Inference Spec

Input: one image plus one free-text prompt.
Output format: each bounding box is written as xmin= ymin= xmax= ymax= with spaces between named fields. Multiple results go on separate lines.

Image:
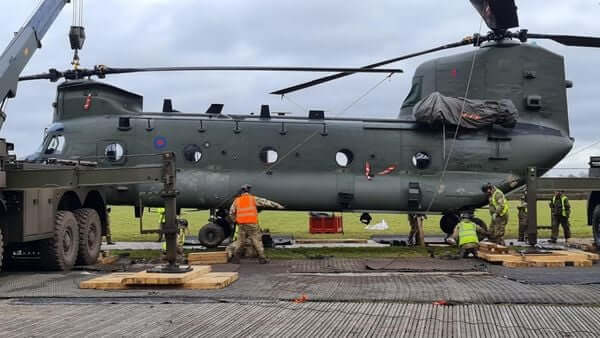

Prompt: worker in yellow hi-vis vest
xmin=447 ymin=212 xmax=488 ymax=258
xmin=483 ymin=183 xmax=509 ymax=245
xmin=549 ymin=190 xmax=571 ymax=243
xmin=154 ymin=207 xmax=166 ymax=242
xmin=162 ymin=219 xmax=188 ymax=258
xmin=229 ymin=184 xmax=284 ymax=264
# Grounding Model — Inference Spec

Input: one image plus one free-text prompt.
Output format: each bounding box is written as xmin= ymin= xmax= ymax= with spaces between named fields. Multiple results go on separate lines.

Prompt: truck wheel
xmin=198 ymin=222 xmax=225 ymax=248
xmin=472 ymin=217 xmax=488 ymax=241
xmin=40 ymin=211 xmax=79 ymax=271
xmin=592 ymin=205 xmax=600 ymax=248
xmin=74 ymin=208 xmax=102 ymax=265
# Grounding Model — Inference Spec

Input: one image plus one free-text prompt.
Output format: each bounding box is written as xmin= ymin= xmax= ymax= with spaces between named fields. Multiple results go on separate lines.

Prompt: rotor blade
xmin=98 ymin=66 xmax=404 ymax=75
xmin=526 ymin=33 xmax=600 ymax=48
xmin=270 ymin=38 xmax=476 ymax=96
xmin=470 ymin=0 xmax=519 ymax=31
xmin=18 ymin=66 xmax=404 ymax=82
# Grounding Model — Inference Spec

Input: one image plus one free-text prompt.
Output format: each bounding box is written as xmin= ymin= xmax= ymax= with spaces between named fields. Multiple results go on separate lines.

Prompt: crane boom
xmin=0 ymin=0 xmax=68 ymax=110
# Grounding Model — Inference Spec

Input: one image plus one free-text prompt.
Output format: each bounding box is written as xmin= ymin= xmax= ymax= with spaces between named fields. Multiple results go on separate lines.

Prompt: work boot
xmin=230 ymin=252 xmax=241 ymax=264
xmin=258 ymin=257 xmax=269 ymax=264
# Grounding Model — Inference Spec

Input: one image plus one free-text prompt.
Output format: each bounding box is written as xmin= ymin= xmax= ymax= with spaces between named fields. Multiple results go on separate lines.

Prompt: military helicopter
xmin=19 ymin=0 xmax=600 ymax=247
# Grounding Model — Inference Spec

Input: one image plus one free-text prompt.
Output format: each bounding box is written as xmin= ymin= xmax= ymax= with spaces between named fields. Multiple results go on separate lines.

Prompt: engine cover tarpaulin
xmin=413 ymin=92 xmax=518 ymax=129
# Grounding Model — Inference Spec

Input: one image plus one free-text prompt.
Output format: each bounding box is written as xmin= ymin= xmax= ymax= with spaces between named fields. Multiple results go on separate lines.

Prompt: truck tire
xmin=592 ymin=205 xmax=600 ymax=248
xmin=74 ymin=208 xmax=102 ymax=265
xmin=40 ymin=211 xmax=79 ymax=271
xmin=198 ymin=222 xmax=225 ymax=248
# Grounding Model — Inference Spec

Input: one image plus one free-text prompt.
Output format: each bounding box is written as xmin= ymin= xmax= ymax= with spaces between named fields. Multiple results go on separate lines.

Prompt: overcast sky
xmin=0 ymin=0 xmax=598 ymax=176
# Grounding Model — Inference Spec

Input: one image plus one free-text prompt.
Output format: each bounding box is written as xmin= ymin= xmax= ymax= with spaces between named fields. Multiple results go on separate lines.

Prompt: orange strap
xmin=235 ymin=194 xmax=258 ymax=224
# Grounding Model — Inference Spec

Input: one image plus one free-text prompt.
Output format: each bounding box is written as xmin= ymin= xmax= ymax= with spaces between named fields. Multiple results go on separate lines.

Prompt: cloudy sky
xmin=0 ymin=0 xmax=598 ymax=175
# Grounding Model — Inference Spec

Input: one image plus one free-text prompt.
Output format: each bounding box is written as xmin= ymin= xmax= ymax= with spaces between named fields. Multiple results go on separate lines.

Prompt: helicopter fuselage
xmin=30 ymin=41 xmax=574 ymax=224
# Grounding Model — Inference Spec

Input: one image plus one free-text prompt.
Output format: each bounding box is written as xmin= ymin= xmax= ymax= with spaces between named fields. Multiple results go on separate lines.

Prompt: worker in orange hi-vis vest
xmin=229 ymin=184 xmax=284 ymax=264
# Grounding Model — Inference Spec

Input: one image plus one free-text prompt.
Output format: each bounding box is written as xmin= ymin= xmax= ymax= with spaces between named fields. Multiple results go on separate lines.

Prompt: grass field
xmin=108 ymin=200 xmax=592 ymax=241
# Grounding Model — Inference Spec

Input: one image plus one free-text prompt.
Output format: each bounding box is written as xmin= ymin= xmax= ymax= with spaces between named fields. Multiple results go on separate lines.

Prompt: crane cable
xmin=70 ymin=0 xmax=84 ymax=69
xmin=425 ymin=20 xmax=484 ymax=212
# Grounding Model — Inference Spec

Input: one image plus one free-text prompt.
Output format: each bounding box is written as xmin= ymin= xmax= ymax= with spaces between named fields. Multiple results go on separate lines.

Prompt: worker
xmin=407 ymin=213 xmax=426 ymax=247
xmin=446 ymin=212 xmax=486 ymax=258
xmin=549 ymin=190 xmax=571 ymax=244
xmin=483 ymin=183 xmax=509 ymax=245
xmin=230 ymin=184 xmax=284 ymax=264
xmin=155 ymin=207 xmax=166 ymax=242
xmin=161 ymin=218 xmax=189 ymax=259
xmin=517 ymin=193 xmax=528 ymax=242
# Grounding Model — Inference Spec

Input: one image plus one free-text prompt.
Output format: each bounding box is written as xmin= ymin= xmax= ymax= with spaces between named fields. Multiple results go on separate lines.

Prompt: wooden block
xmin=503 ymin=261 xmax=529 ymax=268
xmin=571 ymin=260 xmax=593 ymax=267
xmin=565 ymin=249 xmax=599 ymax=261
xmin=122 ymin=265 xmax=211 ymax=285
xmin=188 ymin=252 xmax=229 ymax=264
xmin=182 ymin=272 xmax=239 ymax=290
xmin=477 ymin=251 xmax=522 ymax=263
xmin=80 ymin=273 xmax=134 ymax=290
xmin=99 ymin=255 xmax=120 ymax=265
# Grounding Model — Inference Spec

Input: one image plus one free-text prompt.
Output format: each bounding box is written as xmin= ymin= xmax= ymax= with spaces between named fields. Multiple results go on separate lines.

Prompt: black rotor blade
xmin=18 ymin=65 xmax=404 ymax=82
xmin=526 ymin=33 xmax=600 ymax=48
xmin=270 ymin=38 xmax=478 ymax=96
xmin=99 ymin=66 xmax=404 ymax=75
xmin=470 ymin=0 xmax=519 ymax=31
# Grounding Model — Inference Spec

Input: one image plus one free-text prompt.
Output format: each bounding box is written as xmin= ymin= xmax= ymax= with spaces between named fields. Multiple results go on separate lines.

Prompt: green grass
xmin=109 ymin=200 xmax=592 ymax=242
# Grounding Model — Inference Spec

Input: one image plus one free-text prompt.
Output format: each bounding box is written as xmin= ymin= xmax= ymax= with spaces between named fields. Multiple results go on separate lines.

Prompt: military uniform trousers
xmin=233 ymin=224 xmax=265 ymax=259
xmin=551 ymin=215 xmax=571 ymax=240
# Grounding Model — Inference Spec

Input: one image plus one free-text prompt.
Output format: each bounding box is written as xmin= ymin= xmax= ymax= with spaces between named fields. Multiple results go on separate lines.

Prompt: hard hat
xmin=481 ymin=183 xmax=493 ymax=193
xmin=241 ymin=184 xmax=252 ymax=192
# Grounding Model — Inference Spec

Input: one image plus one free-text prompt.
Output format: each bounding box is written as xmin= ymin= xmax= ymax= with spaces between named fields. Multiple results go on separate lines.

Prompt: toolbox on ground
xmin=309 ymin=212 xmax=343 ymax=234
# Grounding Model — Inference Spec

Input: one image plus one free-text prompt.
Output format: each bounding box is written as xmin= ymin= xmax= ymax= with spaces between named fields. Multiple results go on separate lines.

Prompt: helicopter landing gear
xmin=197 ymin=208 xmax=233 ymax=248
xmin=440 ymin=213 xmax=459 ymax=236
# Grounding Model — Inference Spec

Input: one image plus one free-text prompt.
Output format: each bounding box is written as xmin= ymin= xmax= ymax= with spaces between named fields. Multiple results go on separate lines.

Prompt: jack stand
xmin=146 ymin=152 xmax=191 ymax=274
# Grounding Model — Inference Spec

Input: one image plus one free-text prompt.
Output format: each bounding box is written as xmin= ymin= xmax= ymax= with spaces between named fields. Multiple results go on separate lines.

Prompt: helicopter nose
xmin=531 ymin=135 xmax=574 ymax=175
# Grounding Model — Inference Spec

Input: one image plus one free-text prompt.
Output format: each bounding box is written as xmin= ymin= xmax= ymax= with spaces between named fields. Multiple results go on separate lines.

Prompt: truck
xmin=0 ymin=0 xmax=179 ymax=271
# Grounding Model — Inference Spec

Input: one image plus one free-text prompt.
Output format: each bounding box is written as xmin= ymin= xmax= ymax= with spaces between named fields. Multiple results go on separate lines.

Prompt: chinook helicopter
xmin=19 ymin=0 xmax=600 ymax=247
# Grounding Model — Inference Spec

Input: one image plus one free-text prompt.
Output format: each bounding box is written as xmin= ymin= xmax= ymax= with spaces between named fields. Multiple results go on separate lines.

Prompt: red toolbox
xmin=309 ymin=212 xmax=343 ymax=234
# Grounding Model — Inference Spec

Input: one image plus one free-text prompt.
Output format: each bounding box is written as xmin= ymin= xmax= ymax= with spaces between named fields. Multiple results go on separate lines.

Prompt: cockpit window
xmin=401 ymin=76 xmax=423 ymax=109
xmin=44 ymin=135 xmax=65 ymax=155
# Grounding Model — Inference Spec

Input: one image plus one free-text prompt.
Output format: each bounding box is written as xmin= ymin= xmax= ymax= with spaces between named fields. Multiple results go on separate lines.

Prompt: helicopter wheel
xmin=198 ymin=222 xmax=225 ymax=248
xmin=440 ymin=213 xmax=459 ymax=236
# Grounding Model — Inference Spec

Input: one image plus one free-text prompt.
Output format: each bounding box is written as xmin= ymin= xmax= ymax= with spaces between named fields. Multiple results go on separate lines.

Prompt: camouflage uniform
xmin=488 ymin=187 xmax=509 ymax=245
xmin=549 ymin=192 xmax=571 ymax=242
xmin=517 ymin=199 xmax=528 ymax=242
xmin=407 ymin=214 xmax=425 ymax=247
xmin=229 ymin=195 xmax=283 ymax=260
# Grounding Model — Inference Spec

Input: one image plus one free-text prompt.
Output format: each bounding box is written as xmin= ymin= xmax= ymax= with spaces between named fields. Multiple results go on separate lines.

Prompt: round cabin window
xmin=183 ymin=144 xmax=203 ymax=163
xmin=105 ymin=143 xmax=124 ymax=162
xmin=260 ymin=147 xmax=278 ymax=164
xmin=335 ymin=149 xmax=354 ymax=167
xmin=412 ymin=152 xmax=431 ymax=169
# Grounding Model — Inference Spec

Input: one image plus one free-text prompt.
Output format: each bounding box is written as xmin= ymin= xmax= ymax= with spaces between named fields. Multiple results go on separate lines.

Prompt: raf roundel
xmin=153 ymin=136 xmax=168 ymax=149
